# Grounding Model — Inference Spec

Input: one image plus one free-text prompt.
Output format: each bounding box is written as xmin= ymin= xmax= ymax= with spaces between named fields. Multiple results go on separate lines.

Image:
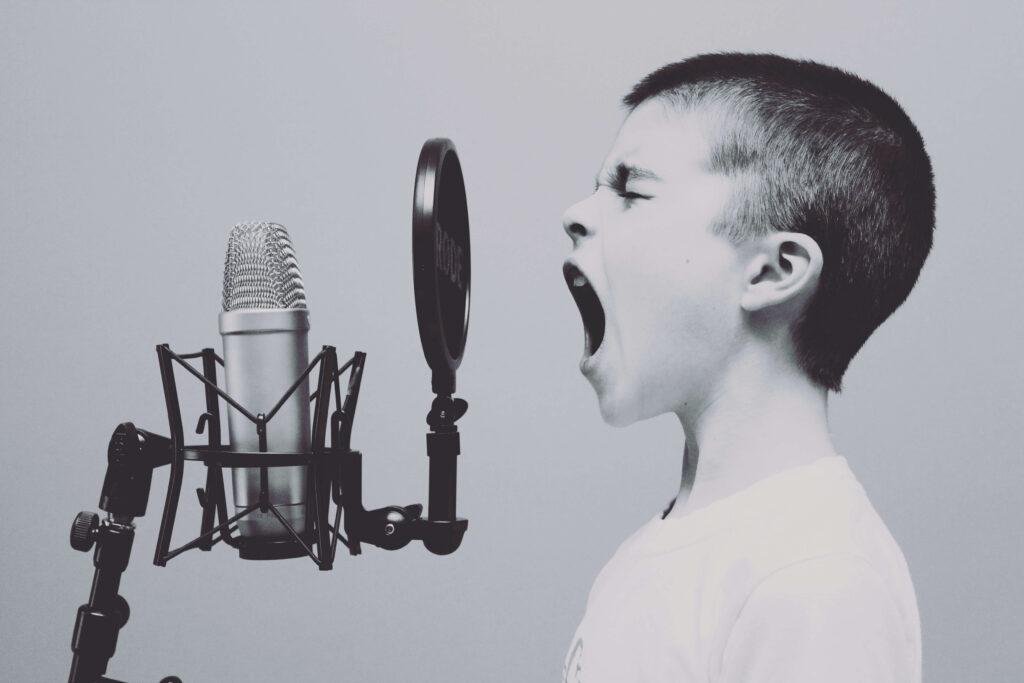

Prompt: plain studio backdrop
xmin=2 ymin=2 xmax=1021 ymax=681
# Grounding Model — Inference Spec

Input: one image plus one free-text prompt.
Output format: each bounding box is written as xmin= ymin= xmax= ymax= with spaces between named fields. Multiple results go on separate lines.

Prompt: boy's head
xmin=563 ymin=53 xmax=934 ymax=426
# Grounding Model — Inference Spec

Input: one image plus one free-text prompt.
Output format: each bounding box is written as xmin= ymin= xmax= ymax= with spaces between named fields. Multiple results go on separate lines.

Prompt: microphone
xmin=219 ymin=221 xmax=311 ymax=546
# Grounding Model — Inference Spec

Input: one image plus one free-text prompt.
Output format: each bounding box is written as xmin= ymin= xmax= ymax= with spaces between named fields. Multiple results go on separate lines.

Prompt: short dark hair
xmin=624 ymin=53 xmax=935 ymax=391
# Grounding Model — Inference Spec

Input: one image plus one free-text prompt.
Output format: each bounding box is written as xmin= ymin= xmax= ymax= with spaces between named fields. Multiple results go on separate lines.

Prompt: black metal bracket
xmin=148 ymin=344 xmax=351 ymax=569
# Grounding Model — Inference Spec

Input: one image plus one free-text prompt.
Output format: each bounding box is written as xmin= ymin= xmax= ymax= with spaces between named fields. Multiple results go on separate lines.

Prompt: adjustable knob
xmin=426 ymin=396 xmax=468 ymax=428
xmin=112 ymin=594 xmax=131 ymax=628
xmin=70 ymin=511 xmax=100 ymax=552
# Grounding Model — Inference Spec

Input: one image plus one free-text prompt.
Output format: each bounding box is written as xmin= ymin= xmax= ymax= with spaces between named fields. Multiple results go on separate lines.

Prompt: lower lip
xmin=580 ymin=341 xmax=605 ymax=375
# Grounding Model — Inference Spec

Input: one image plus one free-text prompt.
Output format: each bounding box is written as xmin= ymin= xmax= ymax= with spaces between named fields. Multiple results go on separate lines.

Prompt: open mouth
xmin=563 ymin=261 xmax=606 ymax=357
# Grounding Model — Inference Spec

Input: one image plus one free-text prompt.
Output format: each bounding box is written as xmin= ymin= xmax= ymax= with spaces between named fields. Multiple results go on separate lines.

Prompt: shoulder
xmin=584 ymin=515 xmax=662 ymax=605
xmin=740 ymin=553 xmax=901 ymax=624
xmin=722 ymin=457 xmax=914 ymax=591
xmin=715 ymin=554 xmax=919 ymax=682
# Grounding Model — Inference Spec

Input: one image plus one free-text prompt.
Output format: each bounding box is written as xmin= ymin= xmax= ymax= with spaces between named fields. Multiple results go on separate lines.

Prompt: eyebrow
xmin=594 ymin=162 xmax=663 ymax=191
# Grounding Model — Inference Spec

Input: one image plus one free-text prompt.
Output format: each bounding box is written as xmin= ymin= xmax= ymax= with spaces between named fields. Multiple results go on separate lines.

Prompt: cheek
xmin=676 ymin=243 xmax=742 ymax=343
xmin=602 ymin=237 xmax=673 ymax=351
xmin=612 ymin=231 xmax=741 ymax=382
xmin=642 ymin=277 xmax=739 ymax=414
xmin=608 ymin=225 xmax=738 ymax=325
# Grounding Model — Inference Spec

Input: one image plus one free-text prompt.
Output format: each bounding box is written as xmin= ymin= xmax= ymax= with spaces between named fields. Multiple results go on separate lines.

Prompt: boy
xmin=561 ymin=53 xmax=933 ymax=682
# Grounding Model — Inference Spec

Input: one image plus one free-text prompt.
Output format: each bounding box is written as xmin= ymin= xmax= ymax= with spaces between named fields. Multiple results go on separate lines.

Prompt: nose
xmin=562 ymin=197 xmax=594 ymax=244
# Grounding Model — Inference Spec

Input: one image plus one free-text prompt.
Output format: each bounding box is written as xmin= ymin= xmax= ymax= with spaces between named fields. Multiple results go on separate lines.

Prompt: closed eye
xmin=617 ymin=191 xmax=650 ymax=206
xmin=595 ymin=162 xmax=661 ymax=206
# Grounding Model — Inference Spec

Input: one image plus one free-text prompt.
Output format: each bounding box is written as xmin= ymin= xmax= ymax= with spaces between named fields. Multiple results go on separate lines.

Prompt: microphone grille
xmin=222 ymin=221 xmax=308 ymax=311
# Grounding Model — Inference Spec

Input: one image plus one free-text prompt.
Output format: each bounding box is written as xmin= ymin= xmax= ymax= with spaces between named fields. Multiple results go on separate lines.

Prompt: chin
xmin=594 ymin=386 xmax=645 ymax=428
xmin=594 ymin=376 xmax=684 ymax=427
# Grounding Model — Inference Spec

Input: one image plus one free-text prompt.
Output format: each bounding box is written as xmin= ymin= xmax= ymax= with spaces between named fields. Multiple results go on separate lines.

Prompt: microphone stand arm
xmin=68 ymin=423 xmax=178 ymax=683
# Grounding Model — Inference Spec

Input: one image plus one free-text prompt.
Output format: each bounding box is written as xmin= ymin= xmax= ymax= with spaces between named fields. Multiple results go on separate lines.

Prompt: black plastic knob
xmin=70 ymin=511 xmax=99 ymax=552
xmin=112 ymin=594 xmax=131 ymax=628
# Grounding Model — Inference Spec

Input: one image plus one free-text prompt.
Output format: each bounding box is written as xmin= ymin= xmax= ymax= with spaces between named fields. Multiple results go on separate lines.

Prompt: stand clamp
xmin=338 ymin=393 xmax=468 ymax=556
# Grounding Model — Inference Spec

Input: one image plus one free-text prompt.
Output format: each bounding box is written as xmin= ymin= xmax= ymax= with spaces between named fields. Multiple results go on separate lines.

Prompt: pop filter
xmin=413 ymin=138 xmax=471 ymax=396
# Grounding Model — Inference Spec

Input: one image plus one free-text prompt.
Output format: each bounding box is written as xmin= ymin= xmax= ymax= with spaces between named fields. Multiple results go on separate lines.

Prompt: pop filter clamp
xmin=66 ymin=139 xmax=471 ymax=683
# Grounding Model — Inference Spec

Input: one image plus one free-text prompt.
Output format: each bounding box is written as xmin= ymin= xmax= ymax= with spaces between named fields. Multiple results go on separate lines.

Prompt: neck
xmin=665 ymin=352 xmax=835 ymax=519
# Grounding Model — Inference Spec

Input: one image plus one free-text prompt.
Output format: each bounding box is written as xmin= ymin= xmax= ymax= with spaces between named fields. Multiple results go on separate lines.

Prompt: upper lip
xmin=563 ymin=258 xmax=606 ymax=357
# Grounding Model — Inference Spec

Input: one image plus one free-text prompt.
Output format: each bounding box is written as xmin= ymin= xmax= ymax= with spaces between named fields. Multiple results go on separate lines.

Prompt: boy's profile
xmin=562 ymin=53 xmax=933 ymax=682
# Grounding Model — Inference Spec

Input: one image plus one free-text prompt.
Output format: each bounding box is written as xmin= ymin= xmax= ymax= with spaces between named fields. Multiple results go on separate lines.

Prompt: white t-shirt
xmin=563 ymin=456 xmax=920 ymax=682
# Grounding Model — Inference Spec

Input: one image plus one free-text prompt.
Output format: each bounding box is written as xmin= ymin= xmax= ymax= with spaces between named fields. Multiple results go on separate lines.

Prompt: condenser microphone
xmin=219 ymin=221 xmax=311 ymax=547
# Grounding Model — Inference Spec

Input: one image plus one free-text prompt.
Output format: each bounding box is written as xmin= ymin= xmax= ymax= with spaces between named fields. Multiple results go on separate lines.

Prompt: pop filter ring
xmin=413 ymin=138 xmax=471 ymax=396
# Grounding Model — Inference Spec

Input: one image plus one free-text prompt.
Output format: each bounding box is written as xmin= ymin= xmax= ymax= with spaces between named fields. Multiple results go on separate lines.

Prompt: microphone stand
xmin=68 ymin=424 xmax=179 ymax=683
xmin=67 ymin=346 xmax=469 ymax=682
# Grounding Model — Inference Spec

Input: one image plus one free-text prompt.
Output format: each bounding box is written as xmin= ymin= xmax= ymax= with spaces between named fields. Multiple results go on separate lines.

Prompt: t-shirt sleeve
xmin=716 ymin=554 xmax=913 ymax=683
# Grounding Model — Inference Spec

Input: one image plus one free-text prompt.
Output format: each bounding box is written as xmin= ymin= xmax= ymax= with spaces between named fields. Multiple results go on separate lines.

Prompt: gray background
xmin=2 ymin=1 xmax=1021 ymax=681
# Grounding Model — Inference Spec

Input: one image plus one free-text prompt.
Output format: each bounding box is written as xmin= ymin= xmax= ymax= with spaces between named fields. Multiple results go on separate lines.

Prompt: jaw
xmin=582 ymin=334 xmax=646 ymax=428
xmin=564 ymin=260 xmax=650 ymax=427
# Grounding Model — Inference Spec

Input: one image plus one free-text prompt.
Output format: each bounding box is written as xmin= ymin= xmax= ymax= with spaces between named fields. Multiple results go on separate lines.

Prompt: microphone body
xmin=220 ymin=309 xmax=310 ymax=538
xmin=219 ymin=221 xmax=311 ymax=541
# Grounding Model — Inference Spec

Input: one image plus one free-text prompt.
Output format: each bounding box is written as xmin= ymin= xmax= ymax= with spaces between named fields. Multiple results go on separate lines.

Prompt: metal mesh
xmin=222 ymin=221 xmax=308 ymax=311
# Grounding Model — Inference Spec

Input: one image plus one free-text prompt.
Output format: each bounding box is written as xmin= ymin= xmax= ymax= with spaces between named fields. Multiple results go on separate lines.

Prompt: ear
xmin=739 ymin=232 xmax=823 ymax=314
